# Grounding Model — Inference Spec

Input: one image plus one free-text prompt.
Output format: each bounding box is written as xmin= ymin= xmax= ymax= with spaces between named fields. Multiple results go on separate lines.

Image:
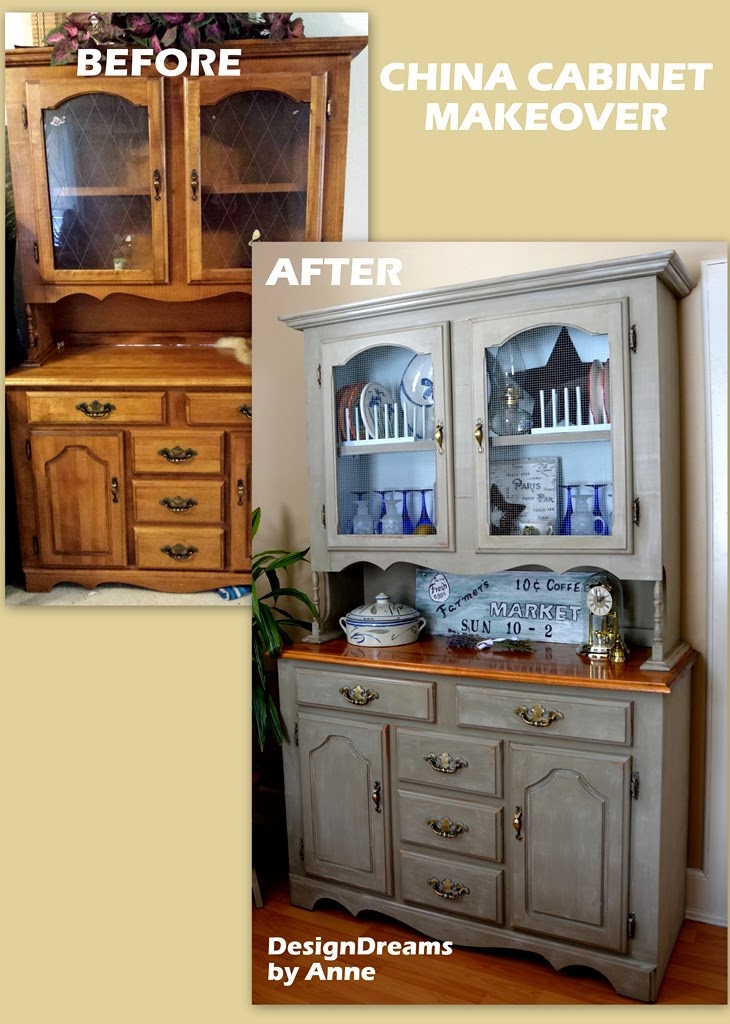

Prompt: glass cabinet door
xmin=470 ymin=300 xmax=632 ymax=553
xmin=320 ymin=325 xmax=453 ymax=553
xmin=185 ymin=73 xmax=327 ymax=282
xmin=26 ymin=80 xmax=167 ymax=283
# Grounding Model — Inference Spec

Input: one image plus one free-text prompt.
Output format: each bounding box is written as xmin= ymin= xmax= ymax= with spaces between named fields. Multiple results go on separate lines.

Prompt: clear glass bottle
xmin=352 ymin=500 xmax=373 ymax=535
xmin=380 ymin=497 xmax=402 ymax=535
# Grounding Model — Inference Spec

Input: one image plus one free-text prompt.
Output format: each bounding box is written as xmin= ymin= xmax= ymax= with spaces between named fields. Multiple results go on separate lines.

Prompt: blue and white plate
xmin=359 ymin=381 xmax=394 ymax=438
xmin=400 ymin=353 xmax=434 ymax=407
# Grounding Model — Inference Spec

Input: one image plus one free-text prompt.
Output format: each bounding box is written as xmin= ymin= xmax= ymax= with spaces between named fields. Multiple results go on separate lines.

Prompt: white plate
xmin=602 ymin=360 xmax=611 ymax=424
xmin=588 ymin=359 xmax=604 ymax=424
xmin=360 ymin=382 xmax=394 ymax=438
xmin=400 ymin=353 xmax=434 ymax=407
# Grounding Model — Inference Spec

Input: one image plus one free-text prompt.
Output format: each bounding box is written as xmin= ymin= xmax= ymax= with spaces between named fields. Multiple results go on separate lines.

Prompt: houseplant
xmin=44 ymin=12 xmax=305 ymax=65
xmin=251 ymin=506 xmax=317 ymax=751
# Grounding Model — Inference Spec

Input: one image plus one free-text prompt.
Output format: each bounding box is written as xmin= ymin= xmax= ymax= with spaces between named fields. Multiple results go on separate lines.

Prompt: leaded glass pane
xmin=43 ymin=94 xmax=153 ymax=271
xmin=200 ymin=91 xmax=310 ymax=270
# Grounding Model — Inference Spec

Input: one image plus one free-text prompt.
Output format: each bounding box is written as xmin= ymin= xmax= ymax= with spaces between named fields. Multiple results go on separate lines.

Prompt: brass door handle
xmin=238 ymin=405 xmax=252 ymax=418
xmin=153 ymin=168 xmax=162 ymax=201
xmin=158 ymin=446 xmax=197 ymax=463
xmin=474 ymin=418 xmax=484 ymax=453
xmin=427 ymin=877 xmax=470 ymax=900
xmin=161 ymin=544 xmax=198 ymax=561
xmin=424 ymin=751 xmax=468 ymax=774
xmin=434 ymin=419 xmax=444 ymax=454
xmin=111 ymin=477 xmax=119 ymax=503
xmin=76 ymin=400 xmax=116 ymax=418
xmin=371 ymin=780 xmax=382 ymax=813
xmin=514 ymin=703 xmax=564 ymax=728
xmin=190 ymin=169 xmax=199 ymax=201
xmin=513 ymin=805 xmax=524 ymax=841
xmin=425 ymin=816 xmax=469 ymax=839
xmin=160 ymin=496 xmax=198 ymax=514
xmin=237 ymin=479 xmax=245 ymax=506
xmin=339 ymin=685 xmax=379 ymax=705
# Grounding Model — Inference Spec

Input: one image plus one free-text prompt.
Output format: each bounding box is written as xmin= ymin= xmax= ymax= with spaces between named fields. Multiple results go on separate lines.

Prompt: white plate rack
xmin=341 ymin=396 xmax=434 ymax=451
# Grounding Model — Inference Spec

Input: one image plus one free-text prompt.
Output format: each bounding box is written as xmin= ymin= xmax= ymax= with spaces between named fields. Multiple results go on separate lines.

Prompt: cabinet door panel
xmin=509 ymin=742 xmax=631 ymax=952
xmin=26 ymin=79 xmax=167 ymax=283
xmin=298 ymin=713 xmax=391 ymax=894
xmin=185 ymin=73 xmax=327 ymax=283
xmin=31 ymin=431 xmax=126 ymax=566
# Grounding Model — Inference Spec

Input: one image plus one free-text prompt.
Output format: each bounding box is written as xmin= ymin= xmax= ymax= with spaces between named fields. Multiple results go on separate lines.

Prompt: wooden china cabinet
xmin=5 ymin=37 xmax=366 ymax=592
xmin=278 ymin=252 xmax=698 ymax=1000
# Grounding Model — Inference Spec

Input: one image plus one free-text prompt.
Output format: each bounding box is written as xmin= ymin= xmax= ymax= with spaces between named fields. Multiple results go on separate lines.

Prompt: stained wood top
xmin=281 ymin=636 xmax=696 ymax=693
xmin=5 ymin=343 xmax=250 ymax=389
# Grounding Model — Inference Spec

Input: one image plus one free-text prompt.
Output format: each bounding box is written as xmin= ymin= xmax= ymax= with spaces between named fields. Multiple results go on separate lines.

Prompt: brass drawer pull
xmin=238 ymin=404 xmax=252 ymax=418
xmin=161 ymin=543 xmax=198 ymax=561
xmin=372 ymin=780 xmax=382 ymax=813
xmin=76 ymin=400 xmax=116 ymax=418
xmin=339 ymin=685 xmax=379 ymax=706
xmin=424 ymin=751 xmax=469 ymax=774
xmin=427 ymin=877 xmax=470 ymax=900
xmin=158 ymin=445 xmax=197 ymax=463
xmin=514 ymin=703 xmax=564 ymax=728
xmin=513 ymin=805 xmax=524 ymax=841
xmin=425 ymin=816 xmax=469 ymax=839
xmin=160 ymin=496 xmax=198 ymax=514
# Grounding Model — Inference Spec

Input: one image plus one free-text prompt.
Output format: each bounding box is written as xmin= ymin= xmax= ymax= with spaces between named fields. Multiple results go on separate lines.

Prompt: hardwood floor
xmin=251 ymin=855 xmax=727 ymax=1005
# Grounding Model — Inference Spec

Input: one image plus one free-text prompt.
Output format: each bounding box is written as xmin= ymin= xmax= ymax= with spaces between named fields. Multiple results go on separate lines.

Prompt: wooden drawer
xmin=134 ymin=526 xmax=224 ymax=569
xmin=296 ymin=668 xmax=435 ymax=721
xmin=456 ymin=686 xmax=633 ymax=746
xmin=397 ymin=728 xmax=502 ymax=797
xmin=400 ymin=849 xmax=504 ymax=924
xmin=131 ymin=432 xmax=224 ymax=474
xmin=132 ymin=479 xmax=225 ymax=523
xmin=27 ymin=391 xmax=166 ymax=424
xmin=398 ymin=788 xmax=503 ymax=863
xmin=185 ymin=392 xmax=252 ymax=425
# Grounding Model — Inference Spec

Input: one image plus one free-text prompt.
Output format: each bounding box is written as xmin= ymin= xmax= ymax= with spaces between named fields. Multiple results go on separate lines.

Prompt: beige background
xmin=3 ymin=2 xmax=729 ymax=1022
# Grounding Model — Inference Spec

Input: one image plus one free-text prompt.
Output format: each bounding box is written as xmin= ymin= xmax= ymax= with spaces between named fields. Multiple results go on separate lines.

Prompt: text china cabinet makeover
xmin=5 ymin=36 xmax=366 ymax=592
xmin=279 ymin=251 xmax=698 ymax=1001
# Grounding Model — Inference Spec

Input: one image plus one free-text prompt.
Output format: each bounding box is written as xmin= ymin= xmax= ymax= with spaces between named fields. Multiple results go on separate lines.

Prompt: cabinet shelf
xmin=51 ymin=186 xmax=151 ymax=197
xmin=203 ymin=182 xmax=306 ymax=195
xmin=490 ymin=426 xmax=611 ymax=447
xmin=339 ymin=437 xmax=433 ymax=456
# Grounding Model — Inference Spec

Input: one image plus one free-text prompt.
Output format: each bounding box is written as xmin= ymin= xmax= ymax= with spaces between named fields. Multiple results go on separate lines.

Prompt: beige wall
xmin=252 ymin=239 xmax=726 ymax=868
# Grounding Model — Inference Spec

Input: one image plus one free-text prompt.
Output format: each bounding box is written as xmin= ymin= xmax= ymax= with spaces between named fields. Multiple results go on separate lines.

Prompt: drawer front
xmin=134 ymin=526 xmax=224 ymax=569
xmin=132 ymin=432 xmax=224 ymax=474
xmin=397 ymin=728 xmax=503 ymax=797
xmin=398 ymin=788 xmax=503 ymax=862
xmin=185 ymin=392 xmax=252 ymax=425
xmin=456 ymin=686 xmax=633 ymax=746
xmin=132 ymin=479 xmax=225 ymax=523
xmin=400 ymin=849 xmax=504 ymax=923
xmin=27 ymin=391 xmax=166 ymax=424
xmin=296 ymin=668 xmax=434 ymax=721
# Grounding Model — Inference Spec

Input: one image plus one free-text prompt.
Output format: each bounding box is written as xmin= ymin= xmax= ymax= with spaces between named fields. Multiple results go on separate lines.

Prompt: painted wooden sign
xmin=415 ymin=569 xmax=593 ymax=645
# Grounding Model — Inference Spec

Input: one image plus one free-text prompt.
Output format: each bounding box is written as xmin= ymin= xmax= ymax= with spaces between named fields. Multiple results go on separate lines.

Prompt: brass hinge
xmin=21 ymin=104 xmax=28 ymax=129
xmin=33 ymin=242 xmax=39 ymax=264
xmin=293 ymin=722 xmax=299 ymax=747
xmin=633 ymin=497 xmax=641 ymax=525
xmin=321 ymin=504 xmax=326 ymax=529
xmin=627 ymin=912 xmax=637 ymax=939
xmin=32 ymin=536 xmax=39 ymax=556
xmin=630 ymin=771 xmax=640 ymax=799
xmin=326 ymin=96 xmax=333 ymax=120
xmin=25 ymin=439 xmax=32 ymax=460
xmin=316 ymin=363 xmax=322 ymax=387
xmin=299 ymin=838 xmax=304 ymax=862
xmin=629 ymin=324 xmax=637 ymax=353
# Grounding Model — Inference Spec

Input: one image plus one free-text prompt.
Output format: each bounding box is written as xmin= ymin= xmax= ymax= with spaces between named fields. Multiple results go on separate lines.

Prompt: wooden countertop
xmin=280 ymin=636 xmax=697 ymax=694
xmin=5 ymin=344 xmax=250 ymax=389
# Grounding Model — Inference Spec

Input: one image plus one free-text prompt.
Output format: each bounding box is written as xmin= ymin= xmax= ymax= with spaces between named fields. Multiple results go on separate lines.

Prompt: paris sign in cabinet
xmin=5 ymin=37 xmax=366 ymax=591
xmin=283 ymin=251 xmax=694 ymax=667
xmin=279 ymin=638 xmax=695 ymax=1003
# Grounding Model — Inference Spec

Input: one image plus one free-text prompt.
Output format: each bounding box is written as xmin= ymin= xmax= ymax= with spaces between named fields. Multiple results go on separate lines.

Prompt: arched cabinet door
xmin=184 ymin=73 xmax=328 ymax=284
xmin=26 ymin=79 xmax=167 ymax=284
xmin=30 ymin=431 xmax=127 ymax=566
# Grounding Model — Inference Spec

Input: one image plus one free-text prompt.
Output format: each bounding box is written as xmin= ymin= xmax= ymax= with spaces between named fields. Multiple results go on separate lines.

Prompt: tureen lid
xmin=343 ymin=592 xmax=420 ymax=625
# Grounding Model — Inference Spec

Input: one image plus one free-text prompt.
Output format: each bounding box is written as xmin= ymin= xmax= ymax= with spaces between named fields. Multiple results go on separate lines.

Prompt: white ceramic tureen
xmin=340 ymin=593 xmax=427 ymax=647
